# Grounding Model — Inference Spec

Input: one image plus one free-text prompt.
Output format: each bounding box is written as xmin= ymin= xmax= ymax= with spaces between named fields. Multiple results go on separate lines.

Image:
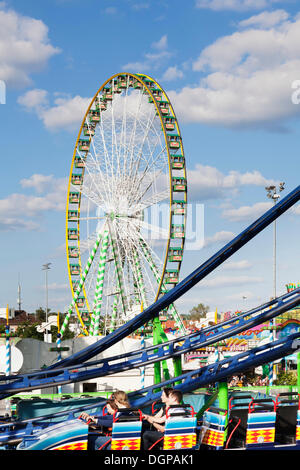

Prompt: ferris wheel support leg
xmin=132 ymin=248 xmax=148 ymax=306
xmin=91 ymin=229 xmax=109 ymax=336
xmin=109 ymin=294 xmax=119 ymax=333
xmin=139 ymin=240 xmax=182 ymax=382
xmin=153 ymin=317 xmax=171 ymax=383
xmin=139 ymin=240 xmax=183 ymax=382
xmin=132 ymin=248 xmax=148 ymax=388
xmin=152 ymin=321 xmax=162 ymax=385
xmin=134 ymin=242 xmax=172 ymax=383
xmin=108 ymin=229 xmax=127 ymax=333
xmin=61 ymin=231 xmax=103 ymax=339
xmin=139 ymin=240 xmax=186 ymax=334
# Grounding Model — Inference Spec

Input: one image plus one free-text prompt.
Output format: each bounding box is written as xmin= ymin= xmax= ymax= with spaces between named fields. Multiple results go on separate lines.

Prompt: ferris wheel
xmin=62 ymin=73 xmax=187 ymax=338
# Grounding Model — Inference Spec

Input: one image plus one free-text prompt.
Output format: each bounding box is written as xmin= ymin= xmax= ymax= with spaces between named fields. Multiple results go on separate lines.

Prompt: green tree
xmin=51 ymin=324 xmax=75 ymax=341
xmin=15 ymin=322 xmax=75 ymax=342
xmin=274 ymin=371 xmax=297 ymax=386
xmin=35 ymin=307 xmax=52 ymax=323
xmin=189 ymin=303 xmax=210 ymax=321
xmin=15 ymin=321 xmax=44 ymax=340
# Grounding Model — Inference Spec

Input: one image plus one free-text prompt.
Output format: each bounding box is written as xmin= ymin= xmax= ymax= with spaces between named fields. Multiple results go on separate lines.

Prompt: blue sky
xmin=1 ymin=0 xmax=300 ymax=317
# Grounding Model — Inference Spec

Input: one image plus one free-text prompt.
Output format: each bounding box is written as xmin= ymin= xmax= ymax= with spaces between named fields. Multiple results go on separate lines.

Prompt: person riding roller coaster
xmin=141 ymin=388 xmax=185 ymax=450
xmin=80 ymin=391 xmax=132 ymax=450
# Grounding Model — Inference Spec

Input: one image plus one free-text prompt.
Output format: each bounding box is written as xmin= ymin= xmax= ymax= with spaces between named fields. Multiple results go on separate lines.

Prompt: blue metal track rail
xmin=1 ymin=186 xmax=300 ymax=444
xmin=1 ymin=332 xmax=300 ymax=445
xmin=45 ymin=185 xmax=300 ymax=370
xmin=0 ymin=287 xmax=299 ymax=396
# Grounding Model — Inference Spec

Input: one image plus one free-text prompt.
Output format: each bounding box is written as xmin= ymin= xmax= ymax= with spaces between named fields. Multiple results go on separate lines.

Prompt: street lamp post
xmin=42 ymin=263 xmax=51 ymax=342
xmin=265 ymin=183 xmax=285 ymax=385
xmin=265 ymin=183 xmax=285 ymax=302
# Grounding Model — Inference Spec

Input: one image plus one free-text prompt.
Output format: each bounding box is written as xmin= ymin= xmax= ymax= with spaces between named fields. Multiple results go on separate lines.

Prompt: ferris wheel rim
xmin=66 ymin=72 xmax=187 ymax=335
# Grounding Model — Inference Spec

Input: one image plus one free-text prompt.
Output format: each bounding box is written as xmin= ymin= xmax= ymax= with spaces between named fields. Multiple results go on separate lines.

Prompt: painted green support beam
xmin=91 ymin=228 xmax=109 ymax=336
xmin=109 ymin=226 xmax=127 ymax=333
xmin=218 ymin=381 xmax=229 ymax=440
xmin=61 ymin=230 xmax=104 ymax=339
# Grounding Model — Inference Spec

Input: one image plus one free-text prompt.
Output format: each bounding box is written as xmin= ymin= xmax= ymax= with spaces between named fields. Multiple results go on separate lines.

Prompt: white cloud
xmin=17 ymin=88 xmax=48 ymax=110
xmin=204 ymin=230 xmax=235 ymax=247
xmin=122 ymin=61 xmax=151 ymax=72
xmin=0 ymin=217 xmax=40 ymax=231
xmin=238 ymin=9 xmax=289 ymax=29
xmin=0 ymin=174 xmax=67 ymax=231
xmin=187 ymin=163 xmax=276 ymax=201
xmin=41 ymin=95 xmax=91 ymax=131
xmin=225 ymin=290 xmax=255 ymax=301
xmin=131 ymin=3 xmax=150 ymax=10
xmin=222 ymin=201 xmax=272 ymax=221
xmin=0 ymin=191 xmax=65 ymax=218
xmin=201 ymin=274 xmax=264 ymax=287
xmin=20 ymin=174 xmax=56 ymax=193
xmin=41 ymin=282 xmax=69 ymax=291
xmin=0 ymin=5 xmax=60 ymax=87
xmin=161 ymin=66 xmax=184 ymax=81
xmin=291 ymin=204 xmax=300 ymax=215
xmin=222 ymin=259 xmax=252 ymax=270
xmin=168 ymin=12 xmax=300 ymax=129
xmin=18 ymin=89 xmax=91 ymax=131
xmin=195 ymin=0 xmax=283 ymax=11
xmin=122 ymin=35 xmax=172 ymax=72
xmin=105 ymin=7 xmax=117 ymax=14
xmin=152 ymin=35 xmax=168 ymax=51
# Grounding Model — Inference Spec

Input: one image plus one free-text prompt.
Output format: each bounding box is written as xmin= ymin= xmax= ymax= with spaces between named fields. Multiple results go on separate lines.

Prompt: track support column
xmin=218 ymin=381 xmax=228 ymax=440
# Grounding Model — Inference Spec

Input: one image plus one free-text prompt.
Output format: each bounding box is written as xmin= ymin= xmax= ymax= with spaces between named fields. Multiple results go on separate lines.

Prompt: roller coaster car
xmin=199 ymin=407 xmax=227 ymax=450
xmin=16 ymin=419 xmax=89 ymax=450
xmin=225 ymin=394 xmax=254 ymax=449
xmin=82 ymin=405 xmax=143 ymax=451
xmin=150 ymin=404 xmax=198 ymax=451
xmin=110 ymin=408 xmax=143 ymax=451
xmin=245 ymin=397 xmax=278 ymax=449
xmin=223 ymin=393 xmax=300 ymax=451
xmin=274 ymin=392 xmax=300 ymax=445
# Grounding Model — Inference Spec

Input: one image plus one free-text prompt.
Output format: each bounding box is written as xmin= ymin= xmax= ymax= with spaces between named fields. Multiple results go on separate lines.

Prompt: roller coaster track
xmin=44 ymin=184 xmax=300 ymax=370
xmin=1 ymin=331 xmax=300 ymax=445
xmin=0 ymin=287 xmax=299 ymax=396
xmin=0 ymin=185 xmax=300 ymax=444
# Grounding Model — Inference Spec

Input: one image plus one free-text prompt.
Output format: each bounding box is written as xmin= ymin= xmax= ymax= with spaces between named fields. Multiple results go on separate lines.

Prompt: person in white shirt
xmin=142 ymin=388 xmax=184 ymax=450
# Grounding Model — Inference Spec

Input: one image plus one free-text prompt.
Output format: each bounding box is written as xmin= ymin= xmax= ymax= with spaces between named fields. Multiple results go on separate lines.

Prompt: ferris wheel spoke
xmin=122 ymin=85 xmax=145 ymax=179
xmin=80 ymin=161 xmax=112 ymax=209
xmin=117 ymin=224 xmax=155 ymax=301
xmin=128 ymin=128 xmax=166 ymax=189
xmin=130 ymin=217 xmax=170 ymax=241
xmin=128 ymin=189 xmax=169 ymax=216
xmin=126 ymin=100 xmax=157 ymax=180
xmin=128 ymin=150 xmax=169 ymax=209
xmin=96 ymin=115 xmax=116 ymax=196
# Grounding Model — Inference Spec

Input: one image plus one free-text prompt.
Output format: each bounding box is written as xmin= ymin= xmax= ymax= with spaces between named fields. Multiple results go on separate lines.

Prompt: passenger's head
xmin=161 ymin=387 xmax=174 ymax=404
xmin=106 ymin=398 xmax=118 ymax=415
xmin=168 ymin=390 xmax=183 ymax=405
xmin=113 ymin=390 xmax=130 ymax=408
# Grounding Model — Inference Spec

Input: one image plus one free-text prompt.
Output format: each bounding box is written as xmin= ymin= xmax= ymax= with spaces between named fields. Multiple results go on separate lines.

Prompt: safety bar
xmin=165 ymin=404 xmax=196 ymax=418
xmin=207 ymin=406 xmax=228 ymax=416
xmin=113 ymin=408 xmax=143 ymax=422
xmin=229 ymin=395 xmax=253 ymax=410
xmin=248 ymin=398 xmax=276 ymax=413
